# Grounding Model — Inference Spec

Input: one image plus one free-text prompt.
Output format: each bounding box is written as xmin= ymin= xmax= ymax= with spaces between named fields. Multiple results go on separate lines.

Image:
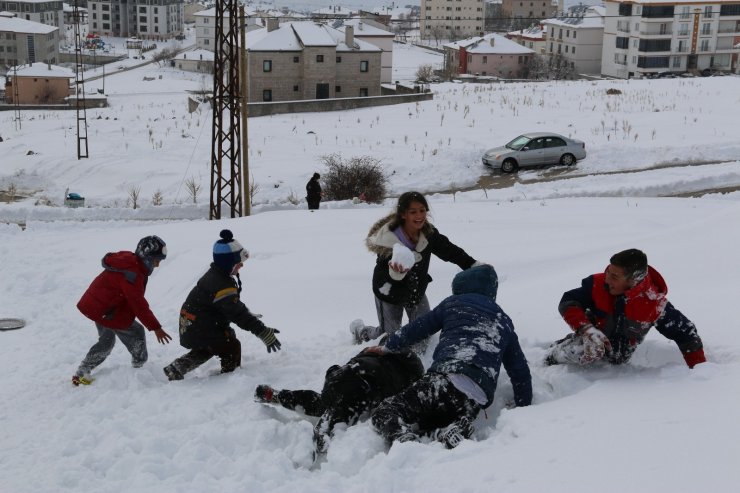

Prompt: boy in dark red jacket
xmin=72 ymin=236 xmax=172 ymax=385
xmin=545 ymin=249 xmax=706 ymax=368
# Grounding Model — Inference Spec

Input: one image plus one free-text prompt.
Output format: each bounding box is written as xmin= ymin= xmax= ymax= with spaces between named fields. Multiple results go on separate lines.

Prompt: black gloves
xmin=258 ymin=327 xmax=281 ymax=353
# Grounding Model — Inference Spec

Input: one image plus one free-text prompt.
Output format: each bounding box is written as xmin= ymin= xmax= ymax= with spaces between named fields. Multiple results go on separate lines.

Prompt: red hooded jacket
xmin=77 ymin=251 xmax=162 ymax=332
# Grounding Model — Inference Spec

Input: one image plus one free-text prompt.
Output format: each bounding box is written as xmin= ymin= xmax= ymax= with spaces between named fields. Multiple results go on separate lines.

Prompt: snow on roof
xmin=62 ymin=3 xmax=86 ymax=13
xmin=0 ymin=16 xmax=57 ymax=34
xmin=605 ymin=0 xmax=736 ymax=3
xmin=542 ymin=6 xmax=604 ymax=29
xmin=444 ymin=33 xmax=534 ymax=55
xmin=312 ymin=6 xmax=353 ymax=16
xmin=248 ymin=21 xmax=381 ymax=53
xmin=337 ymin=19 xmax=394 ymax=37
xmin=13 ymin=62 xmax=74 ymax=78
xmin=173 ymin=49 xmax=214 ymax=61
xmin=507 ymin=24 xmax=546 ymax=39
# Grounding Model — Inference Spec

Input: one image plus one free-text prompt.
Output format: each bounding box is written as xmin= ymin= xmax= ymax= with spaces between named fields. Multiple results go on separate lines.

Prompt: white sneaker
xmin=350 ymin=319 xmax=368 ymax=344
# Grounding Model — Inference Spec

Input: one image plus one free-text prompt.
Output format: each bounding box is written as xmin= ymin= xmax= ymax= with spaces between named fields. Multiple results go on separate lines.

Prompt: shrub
xmin=321 ymin=154 xmax=387 ymax=203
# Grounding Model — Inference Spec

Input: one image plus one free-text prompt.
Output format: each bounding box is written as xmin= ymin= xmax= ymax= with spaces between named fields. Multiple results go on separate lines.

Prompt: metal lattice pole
xmin=72 ymin=0 xmax=89 ymax=159
xmin=209 ymin=0 xmax=242 ymax=219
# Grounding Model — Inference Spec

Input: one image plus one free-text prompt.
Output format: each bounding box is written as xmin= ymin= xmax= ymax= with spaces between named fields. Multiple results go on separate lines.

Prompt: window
xmin=335 ymin=86 xmax=341 ymax=93
xmin=573 ymin=31 xmax=576 ymax=39
xmin=139 ymin=6 xmax=146 ymax=13
xmin=482 ymin=56 xmax=487 ymax=63
xmin=336 ymin=56 xmax=342 ymax=63
xmin=672 ymin=56 xmax=681 ymax=68
xmin=360 ymin=60 xmax=368 ymax=72
xmin=701 ymin=23 xmax=711 ymax=35
xmin=565 ymin=45 xmax=568 ymax=53
xmin=527 ymin=138 xmax=545 ymax=150
xmin=262 ymin=90 xmax=272 ymax=101
xmin=140 ymin=16 xmax=146 ymax=23
xmin=359 ymin=88 xmax=368 ymax=97
xmin=293 ymin=85 xmax=299 ymax=91
xmin=616 ymin=37 xmax=629 ymax=49
xmin=703 ymin=6 xmax=712 ymax=18
xmin=700 ymin=39 xmax=710 ymax=51
xmin=263 ymin=60 xmax=272 ymax=72
xmin=293 ymin=56 xmax=299 ymax=63
xmin=545 ymin=137 xmax=566 ymax=148
xmin=678 ymin=23 xmax=689 ymax=36
xmin=316 ymin=55 xmax=324 ymax=62
xmin=572 ymin=47 xmax=575 ymax=54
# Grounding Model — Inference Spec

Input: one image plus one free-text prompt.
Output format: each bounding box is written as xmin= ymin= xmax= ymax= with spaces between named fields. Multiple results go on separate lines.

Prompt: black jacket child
xmin=256 ymin=349 xmax=424 ymax=453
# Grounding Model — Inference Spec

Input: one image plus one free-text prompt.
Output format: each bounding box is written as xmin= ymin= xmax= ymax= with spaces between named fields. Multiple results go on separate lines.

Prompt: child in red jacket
xmin=72 ymin=236 xmax=172 ymax=386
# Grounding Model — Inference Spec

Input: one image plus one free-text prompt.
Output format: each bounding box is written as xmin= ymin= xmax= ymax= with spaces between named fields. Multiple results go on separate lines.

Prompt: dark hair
xmin=312 ymin=172 xmax=320 ymax=180
xmin=610 ymin=249 xmax=648 ymax=282
xmin=388 ymin=191 xmax=432 ymax=232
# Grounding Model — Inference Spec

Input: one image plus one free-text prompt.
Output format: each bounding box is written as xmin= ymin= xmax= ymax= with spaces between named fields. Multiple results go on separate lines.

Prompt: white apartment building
xmin=602 ymin=0 xmax=740 ymax=78
xmin=0 ymin=15 xmax=59 ymax=70
xmin=193 ymin=7 xmax=260 ymax=51
xmin=543 ymin=6 xmax=605 ymax=74
xmin=421 ymin=0 xmax=485 ymax=40
xmin=87 ymin=0 xmax=184 ymax=39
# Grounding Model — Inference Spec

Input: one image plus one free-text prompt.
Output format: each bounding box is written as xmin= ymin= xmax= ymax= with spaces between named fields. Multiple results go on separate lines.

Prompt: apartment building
xmin=247 ymin=20 xmax=382 ymax=102
xmin=501 ymin=0 xmax=562 ymax=24
xmin=506 ymin=23 xmax=547 ymax=54
xmin=543 ymin=5 xmax=605 ymax=74
xmin=87 ymin=0 xmax=184 ymax=39
xmin=420 ymin=0 xmax=485 ymax=40
xmin=5 ymin=62 xmax=72 ymax=104
xmin=0 ymin=0 xmax=64 ymax=29
xmin=193 ymin=7 xmax=261 ymax=51
xmin=602 ymin=0 xmax=740 ymax=78
xmin=0 ymin=15 xmax=59 ymax=71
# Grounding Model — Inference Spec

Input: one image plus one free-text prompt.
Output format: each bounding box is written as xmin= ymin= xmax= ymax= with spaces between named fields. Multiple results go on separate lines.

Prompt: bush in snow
xmin=320 ymin=154 xmax=387 ymax=204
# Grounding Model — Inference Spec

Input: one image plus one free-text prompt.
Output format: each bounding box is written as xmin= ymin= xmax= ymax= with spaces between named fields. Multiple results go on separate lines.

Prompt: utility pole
xmin=209 ymin=0 xmax=243 ymax=219
xmin=12 ymin=64 xmax=21 ymax=130
xmin=72 ymin=0 xmax=89 ymax=159
xmin=239 ymin=5 xmax=250 ymax=216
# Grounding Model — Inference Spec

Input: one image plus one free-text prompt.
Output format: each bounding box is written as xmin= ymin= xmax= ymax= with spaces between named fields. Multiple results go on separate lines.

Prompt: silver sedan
xmin=482 ymin=132 xmax=586 ymax=173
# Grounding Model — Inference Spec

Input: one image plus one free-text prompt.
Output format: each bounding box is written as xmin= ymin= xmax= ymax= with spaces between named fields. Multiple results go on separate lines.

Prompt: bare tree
xmin=416 ymin=64 xmax=435 ymax=82
xmin=127 ymin=185 xmax=141 ymax=209
xmin=152 ymin=189 xmax=164 ymax=206
xmin=152 ymin=47 xmax=177 ymax=67
xmin=185 ymin=177 xmax=201 ymax=204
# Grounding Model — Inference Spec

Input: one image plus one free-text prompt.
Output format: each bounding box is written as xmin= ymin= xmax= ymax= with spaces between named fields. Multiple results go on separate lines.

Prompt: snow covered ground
xmin=1 ymin=46 xmax=740 ymax=493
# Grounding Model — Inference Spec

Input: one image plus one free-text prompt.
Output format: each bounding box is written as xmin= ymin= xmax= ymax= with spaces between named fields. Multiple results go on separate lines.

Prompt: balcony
xmin=639 ymin=27 xmax=673 ymax=36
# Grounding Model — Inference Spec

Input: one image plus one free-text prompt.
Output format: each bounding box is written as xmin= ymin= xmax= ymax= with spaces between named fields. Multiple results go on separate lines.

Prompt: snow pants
xmin=371 ymin=372 xmax=480 ymax=443
xmin=166 ymin=331 xmax=242 ymax=376
xmin=361 ymin=295 xmax=431 ymax=342
xmin=75 ymin=321 xmax=147 ymax=377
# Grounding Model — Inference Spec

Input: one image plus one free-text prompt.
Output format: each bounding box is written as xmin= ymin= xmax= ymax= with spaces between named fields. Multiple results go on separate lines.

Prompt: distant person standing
xmin=73 ymin=235 xmax=172 ymax=386
xmin=306 ymin=172 xmax=322 ymax=210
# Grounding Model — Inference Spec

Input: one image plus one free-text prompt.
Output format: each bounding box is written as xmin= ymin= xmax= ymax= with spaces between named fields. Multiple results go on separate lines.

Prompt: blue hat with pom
xmin=451 ymin=264 xmax=498 ymax=300
xmin=213 ymin=229 xmax=249 ymax=273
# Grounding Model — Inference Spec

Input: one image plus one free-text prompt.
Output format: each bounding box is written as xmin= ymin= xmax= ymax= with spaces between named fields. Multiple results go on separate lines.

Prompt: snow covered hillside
xmin=1 ymin=196 xmax=739 ymax=492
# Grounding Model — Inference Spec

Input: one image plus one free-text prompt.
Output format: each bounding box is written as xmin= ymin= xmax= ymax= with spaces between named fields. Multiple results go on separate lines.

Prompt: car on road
xmin=482 ymin=132 xmax=586 ymax=173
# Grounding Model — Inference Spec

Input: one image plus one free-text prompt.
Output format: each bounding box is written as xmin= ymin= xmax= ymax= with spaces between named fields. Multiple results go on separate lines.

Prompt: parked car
xmin=482 ymin=132 xmax=586 ymax=173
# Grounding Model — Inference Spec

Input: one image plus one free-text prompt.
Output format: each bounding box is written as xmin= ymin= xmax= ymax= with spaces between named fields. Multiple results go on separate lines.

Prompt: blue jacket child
xmin=371 ymin=264 xmax=532 ymax=448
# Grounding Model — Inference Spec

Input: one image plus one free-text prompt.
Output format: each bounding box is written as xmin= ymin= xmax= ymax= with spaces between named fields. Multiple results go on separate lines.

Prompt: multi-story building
xmin=247 ymin=20 xmax=382 ymax=102
xmin=602 ymin=0 xmax=740 ymax=78
xmin=543 ymin=5 xmax=605 ymax=74
xmin=87 ymin=0 xmax=184 ymax=39
xmin=0 ymin=15 xmax=59 ymax=71
xmin=501 ymin=0 xmax=562 ymax=27
xmin=0 ymin=0 xmax=65 ymax=29
xmin=444 ymin=32 xmax=534 ymax=77
xmin=193 ymin=7 xmax=261 ymax=52
xmin=506 ymin=23 xmax=547 ymax=54
xmin=421 ymin=0 xmax=485 ymax=40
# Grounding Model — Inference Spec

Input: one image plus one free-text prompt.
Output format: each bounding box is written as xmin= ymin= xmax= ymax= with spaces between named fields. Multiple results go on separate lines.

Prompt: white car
xmin=482 ymin=132 xmax=587 ymax=173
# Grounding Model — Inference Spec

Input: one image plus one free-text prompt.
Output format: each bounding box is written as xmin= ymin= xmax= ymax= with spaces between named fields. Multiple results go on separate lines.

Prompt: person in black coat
xmin=350 ymin=191 xmax=480 ymax=346
xmin=162 ymin=230 xmax=281 ymax=381
xmin=306 ymin=172 xmax=322 ymax=210
xmin=254 ymin=349 xmax=424 ymax=454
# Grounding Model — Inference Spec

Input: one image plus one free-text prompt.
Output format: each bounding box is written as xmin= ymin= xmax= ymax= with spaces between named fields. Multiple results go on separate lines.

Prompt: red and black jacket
xmin=558 ymin=266 xmax=704 ymax=367
xmin=77 ymin=251 xmax=162 ymax=332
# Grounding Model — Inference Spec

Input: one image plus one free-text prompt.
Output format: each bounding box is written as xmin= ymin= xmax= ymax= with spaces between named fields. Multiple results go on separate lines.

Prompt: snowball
xmin=391 ymin=243 xmax=416 ymax=270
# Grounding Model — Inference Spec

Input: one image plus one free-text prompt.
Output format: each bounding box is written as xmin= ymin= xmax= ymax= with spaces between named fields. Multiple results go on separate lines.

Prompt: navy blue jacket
xmin=384 ymin=292 xmax=532 ymax=408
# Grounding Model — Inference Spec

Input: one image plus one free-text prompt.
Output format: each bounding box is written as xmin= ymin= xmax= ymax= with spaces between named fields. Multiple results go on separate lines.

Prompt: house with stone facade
xmin=336 ymin=18 xmax=394 ymax=83
xmin=444 ymin=32 xmax=534 ymax=78
xmin=246 ymin=20 xmax=381 ymax=102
